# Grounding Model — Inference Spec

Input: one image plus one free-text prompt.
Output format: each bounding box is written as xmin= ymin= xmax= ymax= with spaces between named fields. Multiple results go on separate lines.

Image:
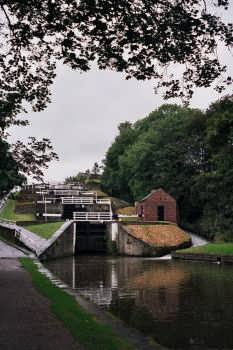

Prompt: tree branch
xmin=0 ymin=3 xmax=14 ymax=34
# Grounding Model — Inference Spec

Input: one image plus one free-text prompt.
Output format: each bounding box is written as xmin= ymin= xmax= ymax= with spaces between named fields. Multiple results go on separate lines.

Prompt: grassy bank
xmin=25 ymin=221 xmax=65 ymax=239
xmin=20 ymin=258 xmax=133 ymax=350
xmin=0 ymin=199 xmax=35 ymax=221
xmin=178 ymin=243 xmax=233 ymax=255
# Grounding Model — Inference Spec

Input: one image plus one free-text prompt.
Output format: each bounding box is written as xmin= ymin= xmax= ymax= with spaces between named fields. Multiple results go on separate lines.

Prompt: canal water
xmin=45 ymin=256 xmax=233 ymax=349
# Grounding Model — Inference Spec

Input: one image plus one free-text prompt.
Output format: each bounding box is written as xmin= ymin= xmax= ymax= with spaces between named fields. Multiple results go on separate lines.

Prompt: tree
xmin=0 ymin=99 xmax=59 ymax=183
xmin=102 ymin=99 xmax=233 ymax=240
xmin=101 ymin=121 xmax=135 ymax=199
xmin=0 ymin=138 xmax=25 ymax=196
xmin=0 ymin=0 xmax=232 ymax=117
xmin=92 ymin=162 xmax=101 ymax=176
xmin=11 ymin=137 xmax=59 ymax=182
xmin=197 ymin=95 xmax=233 ymax=239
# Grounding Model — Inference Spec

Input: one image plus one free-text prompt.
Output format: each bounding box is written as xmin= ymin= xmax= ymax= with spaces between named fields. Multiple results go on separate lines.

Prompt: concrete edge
xmin=38 ymin=220 xmax=74 ymax=257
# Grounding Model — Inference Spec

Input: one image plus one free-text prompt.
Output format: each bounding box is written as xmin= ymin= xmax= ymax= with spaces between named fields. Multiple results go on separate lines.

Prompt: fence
xmin=62 ymin=197 xmax=111 ymax=205
xmin=73 ymin=212 xmax=113 ymax=222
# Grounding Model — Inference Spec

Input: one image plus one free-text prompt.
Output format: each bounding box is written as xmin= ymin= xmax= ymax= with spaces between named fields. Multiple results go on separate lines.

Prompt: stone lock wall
xmin=39 ymin=221 xmax=75 ymax=260
xmin=117 ymin=224 xmax=160 ymax=257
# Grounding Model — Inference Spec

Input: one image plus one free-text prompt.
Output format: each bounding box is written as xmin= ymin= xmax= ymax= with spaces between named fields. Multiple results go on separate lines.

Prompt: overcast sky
xmin=10 ymin=4 xmax=233 ymax=182
xmin=10 ymin=60 xmax=232 ymax=183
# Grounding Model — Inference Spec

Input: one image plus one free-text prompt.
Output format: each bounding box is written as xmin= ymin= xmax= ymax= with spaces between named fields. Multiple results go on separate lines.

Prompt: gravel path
xmin=0 ymin=259 xmax=81 ymax=350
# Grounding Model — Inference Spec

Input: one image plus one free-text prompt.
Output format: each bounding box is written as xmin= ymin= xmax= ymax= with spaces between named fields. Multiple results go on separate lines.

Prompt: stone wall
xmin=117 ymin=224 xmax=162 ymax=257
xmin=39 ymin=221 xmax=75 ymax=260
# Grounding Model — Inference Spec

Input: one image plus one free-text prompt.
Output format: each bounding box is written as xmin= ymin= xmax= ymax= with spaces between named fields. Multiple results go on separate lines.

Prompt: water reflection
xmin=45 ymin=256 xmax=233 ymax=349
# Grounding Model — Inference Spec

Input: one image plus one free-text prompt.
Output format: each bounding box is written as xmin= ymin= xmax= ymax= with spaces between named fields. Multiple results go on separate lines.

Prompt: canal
xmin=45 ymin=255 xmax=233 ymax=349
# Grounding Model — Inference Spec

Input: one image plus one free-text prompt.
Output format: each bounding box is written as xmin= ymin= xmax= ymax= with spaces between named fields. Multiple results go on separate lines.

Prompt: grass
xmin=178 ymin=243 xmax=233 ymax=255
xmin=117 ymin=206 xmax=136 ymax=215
xmin=0 ymin=199 xmax=35 ymax=221
xmin=25 ymin=221 xmax=65 ymax=239
xmin=20 ymin=258 xmax=133 ymax=350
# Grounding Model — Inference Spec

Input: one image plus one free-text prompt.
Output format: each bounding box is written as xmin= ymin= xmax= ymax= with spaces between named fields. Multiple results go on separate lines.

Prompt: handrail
xmin=53 ymin=190 xmax=80 ymax=196
xmin=36 ymin=190 xmax=49 ymax=195
xmin=73 ymin=211 xmax=113 ymax=222
xmin=37 ymin=200 xmax=52 ymax=204
xmin=62 ymin=197 xmax=94 ymax=204
xmin=80 ymin=191 xmax=97 ymax=197
xmin=62 ymin=197 xmax=111 ymax=205
xmin=96 ymin=199 xmax=111 ymax=205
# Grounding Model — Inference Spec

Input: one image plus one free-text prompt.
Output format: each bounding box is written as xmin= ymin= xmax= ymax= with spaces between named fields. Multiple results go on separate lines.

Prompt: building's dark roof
xmin=139 ymin=188 xmax=175 ymax=202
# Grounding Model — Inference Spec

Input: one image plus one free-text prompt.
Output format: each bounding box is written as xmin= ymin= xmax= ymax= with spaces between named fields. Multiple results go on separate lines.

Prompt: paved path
xmin=0 ymin=221 xmax=46 ymax=255
xmin=0 ymin=259 xmax=81 ymax=350
xmin=189 ymin=232 xmax=208 ymax=247
xmin=0 ymin=240 xmax=25 ymax=258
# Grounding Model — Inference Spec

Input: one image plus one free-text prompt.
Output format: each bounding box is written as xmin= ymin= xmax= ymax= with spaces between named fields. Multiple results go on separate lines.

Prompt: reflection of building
xmin=136 ymin=188 xmax=177 ymax=223
xmin=127 ymin=263 xmax=187 ymax=320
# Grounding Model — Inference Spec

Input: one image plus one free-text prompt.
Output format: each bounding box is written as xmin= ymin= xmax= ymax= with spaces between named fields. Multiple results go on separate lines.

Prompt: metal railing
xmin=73 ymin=212 xmax=113 ymax=222
xmin=37 ymin=200 xmax=52 ymax=204
xmin=52 ymin=190 xmax=81 ymax=196
xmin=62 ymin=197 xmax=94 ymax=205
xmin=36 ymin=190 xmax=49 ymax=195
xmin=96 ymin=199 xmax=111 ymax=205
xmin=80 ymin=191 xmax=97 ymax=197
xmin=62 ymin=197 xmax=111 ymax=205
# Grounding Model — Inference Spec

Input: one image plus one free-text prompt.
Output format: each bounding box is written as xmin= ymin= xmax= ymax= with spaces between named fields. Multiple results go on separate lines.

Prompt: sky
xmin=9 ymin=5 xmax=233 ymax=183
xmin=10 ymin=62 xmax=233 ymax=183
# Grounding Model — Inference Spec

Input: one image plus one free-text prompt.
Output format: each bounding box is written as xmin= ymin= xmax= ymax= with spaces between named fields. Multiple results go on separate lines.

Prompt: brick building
xmin=135 ymin=188 xmax=177 ymax=223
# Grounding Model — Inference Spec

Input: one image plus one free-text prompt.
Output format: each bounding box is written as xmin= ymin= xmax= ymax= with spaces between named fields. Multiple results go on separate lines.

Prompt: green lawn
xmin=178 ymin=243 xmax=233 ymax=255
xmin=20 ymin=258 xmax=133 ymax=350
xmin=25 ymin=221 xmax=65 ymax=239
xmin=0 ymin=199 xmax=35 ymax=221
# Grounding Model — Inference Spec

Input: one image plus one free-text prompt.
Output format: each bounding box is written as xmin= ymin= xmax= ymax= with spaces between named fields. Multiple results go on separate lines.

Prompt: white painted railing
xmin=96 ymin=199 xmax=111 ymax=205
xmin=34 ymin=185 xmax=48 ymax=189
xmin=80 ymin=191 xmax=97 ymax=197
xmin=73 ymin=212 xmax=113 ymax=222
xmin=62 ymin=197 xmax=111 ymax=205
xmin=37 ymin=200 xmax=52 ymax=204
xmin=48 ymin=184 xmax=84 ymax=190
xmin=53 ymin=190 xmax=80 ymax=196
xmin=36 ymin=190 xmax=49 ymax=195
xmin=62 ymin=197 xmax=94 ymax=205
xmin=42 ymin=213 xmax=62 ymax=217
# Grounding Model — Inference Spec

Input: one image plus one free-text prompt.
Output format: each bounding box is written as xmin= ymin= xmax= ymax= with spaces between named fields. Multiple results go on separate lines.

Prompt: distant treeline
xmin=101 ymin=96 xmax=233 ymax=241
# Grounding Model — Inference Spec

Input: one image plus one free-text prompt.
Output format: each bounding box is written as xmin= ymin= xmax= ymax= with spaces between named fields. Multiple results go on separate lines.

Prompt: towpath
xmin=0 ymin=239 xmax=25 ymax=258
xmin=0 ymin=240 xmax=81 ymax=350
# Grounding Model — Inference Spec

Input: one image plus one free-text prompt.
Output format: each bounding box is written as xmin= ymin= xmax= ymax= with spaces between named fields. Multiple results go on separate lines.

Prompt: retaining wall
xmin=172 ymin=252 xmax=233 ymax=264
xmin=117 ymin=224 xmax=190 ymax=257
xmin=39 ymin=221 xmax=75 ymax=260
